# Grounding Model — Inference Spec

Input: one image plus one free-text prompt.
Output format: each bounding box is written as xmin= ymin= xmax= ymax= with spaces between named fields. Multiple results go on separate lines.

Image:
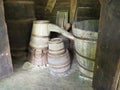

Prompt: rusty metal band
xmin=49 ymin=60 xmax=70 ymax=67
xmin=48 ymin=50 xmax=69 ymax=58
xmin=73 ymin=34 xmax=97 ymax=41
xmin=77 ymin=61 xmax=94 ymax=72
xmin=49 ymin=40 xmax=62 ymax=44
xmin=29 ymin=46 xmax=48 ymax=50
xmin=75 ymin=49 xmax=95 ymax=61
xmin=5 ymin=1 xmax=34 ymax=4
xmin=79 ymin=70 xmax=93 ymax=80
xmin=51 ymin=64 xmax=70 ymax=73
xmin=49 ymin=52 xmax=65 ymax=57
xmin=49 ymin=48 xmax=64 ymax=52
xmin=31 ymin=34 xmax=48 ymax=38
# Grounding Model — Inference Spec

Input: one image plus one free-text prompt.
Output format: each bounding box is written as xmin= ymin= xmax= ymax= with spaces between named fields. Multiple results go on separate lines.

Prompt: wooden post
xmin=0 ymin=0 xmax=13 ymax=79
xmin=93 ymin=0 xmax=120 ymax=90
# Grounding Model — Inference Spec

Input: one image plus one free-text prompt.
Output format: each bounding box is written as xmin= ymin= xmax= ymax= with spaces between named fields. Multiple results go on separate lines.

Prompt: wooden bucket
xmin=72 ymin=20 xmax=98 ymax=80
xmin=48 ymin=38 xmax=70 ymax=74
xmin=30 ymin=20 xmax=50 ymax=48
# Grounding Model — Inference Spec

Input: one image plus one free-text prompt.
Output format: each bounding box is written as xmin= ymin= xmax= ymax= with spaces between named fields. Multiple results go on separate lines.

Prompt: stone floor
xmin=0 ymin=55 xmax=93 ymax=90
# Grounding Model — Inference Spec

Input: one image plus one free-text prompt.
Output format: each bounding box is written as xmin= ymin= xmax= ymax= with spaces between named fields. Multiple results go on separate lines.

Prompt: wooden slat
xmin=70 ymin=0 xmax=77 ymax=22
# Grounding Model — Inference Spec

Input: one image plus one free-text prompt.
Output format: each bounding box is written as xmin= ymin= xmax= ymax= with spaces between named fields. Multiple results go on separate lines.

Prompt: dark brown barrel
xmin=6 ymin=19 xmax=35 ymax=51
xmin=4 ymin=0 xmax=35 ymax=20
xmin=4 ymin=0 xmax=36 ymax=58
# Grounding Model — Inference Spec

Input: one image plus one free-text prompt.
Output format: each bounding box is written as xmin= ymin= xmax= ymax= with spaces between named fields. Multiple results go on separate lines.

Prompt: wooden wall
xmin=34 ymin=0 xmax=70 ymax=23
xmin=76 ymin=0 xmax=100 ymax=21
xmin=34 ymin=0 xmax=48 ymax=19
xmin=93 ymin=0 xmax=120 ymax=90
xmin=34 ymin=0 xmax=100 ymax=23
xmin=0 ymin=0 xmax=13 ymax=79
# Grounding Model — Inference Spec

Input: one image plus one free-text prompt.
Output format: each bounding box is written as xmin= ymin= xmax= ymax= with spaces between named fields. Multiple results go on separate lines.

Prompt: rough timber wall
xmin=34 ymin=0 xmax=48 ymax=19
xmin=76 ymin=0 xmax=100 ymax=21
xmin=34 ymin=0 xmax=100 ymax=23
xmin=0 ymin=0 xmax=13 ymax=79
xmin=93 ymin=0 xmax=120 ymax=90
xmin=34 ymin=0 xmax=70 ymax=23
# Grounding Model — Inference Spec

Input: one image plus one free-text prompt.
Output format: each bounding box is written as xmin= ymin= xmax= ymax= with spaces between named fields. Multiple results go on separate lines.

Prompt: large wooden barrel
xmin=48 ymin=38 xmax=70 ymax=75
xmin=4 ymin=0 xmax=36 ymax=58
xmin=72 ymin=20 xmax=98 ymax=80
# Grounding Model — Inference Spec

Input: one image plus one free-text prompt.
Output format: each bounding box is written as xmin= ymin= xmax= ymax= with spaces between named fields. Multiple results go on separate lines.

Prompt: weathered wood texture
xmin=76 ymin=0 xmax=100 ymax=21
xmin=72 ymin=20 xmax=98 ymax=80
xmin=34 ymin=0 xmax=70 ymax=23
xmin=93 ymin=0 xmax=120 ymax=90
xmin=0 ymin=0 xmax=13 ymax=79
xmin=4 ymin=0 xmax=35 ymax=52
xmin=34 ymin=0 xmax=48 ymax=19
xmin=49 ymin=0 xmax=70 ymax=23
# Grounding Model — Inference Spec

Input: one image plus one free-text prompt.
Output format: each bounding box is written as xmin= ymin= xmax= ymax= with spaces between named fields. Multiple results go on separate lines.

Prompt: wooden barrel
xmin=72 ymin=20 xmax=98 ymax=80
xmin=48 ymin=38 xmax=70 ymax=74
xmin=4 ymin=0 xmax=35 ymax=20
xmin=4 ymin=0 xmax=36 ymax=58
xmin=30 ymin=20 xmax=50 ymax=48
xmin=7 ymin=19 xmax=35 ymax=51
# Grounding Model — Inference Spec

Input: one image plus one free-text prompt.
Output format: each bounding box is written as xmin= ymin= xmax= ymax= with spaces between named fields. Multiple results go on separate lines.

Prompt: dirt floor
xmin=0 ymin=55 xmax=93 ymax=90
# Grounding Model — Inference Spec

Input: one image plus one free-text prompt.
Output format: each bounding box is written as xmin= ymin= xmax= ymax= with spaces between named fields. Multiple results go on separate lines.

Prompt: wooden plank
xmin=93 ymin=0 xmax=120 ymax=90
xmin=70 ymin=0 xmax=77 ymax=22
xmin=45 ymin=0 xmax=56 ymax=13
xmin=56 ymin=11 xmax=68 ymax=28
xmin=0 ymin=0 xmax=13 ymax=79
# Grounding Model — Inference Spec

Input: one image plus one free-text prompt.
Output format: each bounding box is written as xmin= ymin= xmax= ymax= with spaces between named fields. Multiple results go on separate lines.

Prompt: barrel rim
xmin=73 ymin=34 xmax=97 ymax=41
xmin=33 ymin=20 xmax=49 ymax=24
xmin=72 ymin=19 xmax=99 ymax=33
xmin=49 ymin=38 xmax=63 ymax=44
